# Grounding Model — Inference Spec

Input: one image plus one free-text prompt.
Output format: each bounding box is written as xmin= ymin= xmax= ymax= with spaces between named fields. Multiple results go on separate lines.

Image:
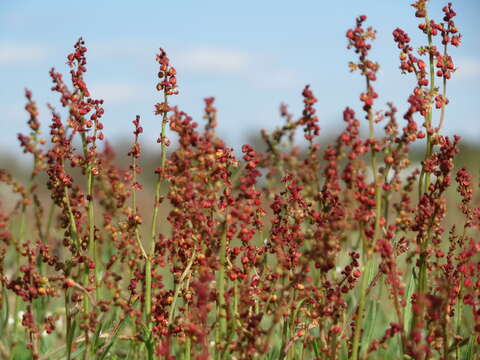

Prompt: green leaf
xmin=69 ymin=342 xmax=87 ymax=359
xmin=312 ymin=339 xmax=321 ymax=358
xmin=462 ymin=335 xmax=476 ymax=360
xmin=267 ymin=346 xmax=280 ymax=360
xmin=11 ymin=341 xmax=31 ymax=360
xmin=92 ymin=320 xmax=104 ymax=350
xmin=66 ymin=317 xmax=77 ymax=358
xmin=98 ymin=315 xmax=129 ymax=360
xmin=0 ymin=287 xmax=9 ymax=331
xmin=360 ymin=260 xmax=381 ymax=358
xmin=361 ymin=297 xmax=379 ymax=357
xmin=403 ymin=268 xmax=417 ymax=332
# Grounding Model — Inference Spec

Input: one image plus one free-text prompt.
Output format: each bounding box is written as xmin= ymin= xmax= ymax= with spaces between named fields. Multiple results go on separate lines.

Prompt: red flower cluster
xmin=0 ymin=2 xmax=478 ymax=360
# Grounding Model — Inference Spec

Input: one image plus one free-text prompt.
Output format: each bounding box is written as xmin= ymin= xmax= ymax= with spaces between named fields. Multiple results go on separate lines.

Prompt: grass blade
xmin=462 ymin=335 xmax=476 ymax=360
xmin=403 ymin=268 xmax=416 ymax=333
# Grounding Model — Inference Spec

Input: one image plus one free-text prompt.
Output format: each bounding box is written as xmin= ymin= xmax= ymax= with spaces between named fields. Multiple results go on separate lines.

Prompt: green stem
xmin=13 ymin=174 xmax=34 ymax=336
xmin=64 ymin=186 xmax=79 ymax=249
xmin=365 ymin=77 xmax=382 ymax=245
xmin=418 ymin=6 xmax=438 ymax=200
xmin=131 ymin=137 xmax=147 ymax=260
xmin=80 ymin=132 xmax=97 ymax=360
xmin=413 ymin=7 xmax=437 ymax=336
xmin=423 ymin=10 xmax=436 ymax=196
xmin=216 ymin=224 xmax=228 ymax=357
xmin=168 ymin=250 xmax=197 ymax=325
xmin=43 ymin=202 xmax=55 ymax=244
xmin=80 ymin=132 xmax=98 ymax=295
xmin=233 ymin=281 xmax=239 ymax=334
xmin=144 ymin=258 xmax=152 ymax=326
xmin=351 ymin=73 xmax=382 ymax=360
xmin=65 ymin=289 xmax=73 ymax=360
xmin=351 ymin=254 xmax=373 ymax=360
xmin=455 ymin=279 xmax=464 ymax=360
xmin=184 ymin=337 xmax=191 ymax=360
xmin=146 ymin=92 xmax=169 ymax=332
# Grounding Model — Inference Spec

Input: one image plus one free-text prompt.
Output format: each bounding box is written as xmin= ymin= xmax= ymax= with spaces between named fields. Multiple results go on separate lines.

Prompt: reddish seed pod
xmin=1 ymin=7 xmax=473 ymax=357
xmin=331 ymin=325 xmax=342 ymax=334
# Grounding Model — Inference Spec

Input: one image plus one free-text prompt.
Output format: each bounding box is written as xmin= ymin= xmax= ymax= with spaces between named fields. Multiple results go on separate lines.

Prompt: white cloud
xmin=89 ymin=41 xmax=300 ymax=89
xmin=176 ymin=47 xmax=252 ymax=73
xmin=174 ymin=46 xmax=301 ymax=89
xmin=89 ymin=40 xmax=151 ymax=60
xmin=0 ymin=44 xmax=48 ymax=65
xmin=455 ymin=57 xmax=480 ymax=79
xmin=249 ymin=68 xmax=300 ymax=89
xmin=89 ymin=83 xmax=139 ymax=103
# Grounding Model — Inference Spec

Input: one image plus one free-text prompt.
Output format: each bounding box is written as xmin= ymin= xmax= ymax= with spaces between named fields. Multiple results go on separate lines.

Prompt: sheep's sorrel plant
xmin=1 ymin=1 xmax=479 ymax=359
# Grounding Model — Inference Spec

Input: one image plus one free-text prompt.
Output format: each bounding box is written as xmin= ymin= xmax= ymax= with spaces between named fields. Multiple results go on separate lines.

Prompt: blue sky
xmin=0 ymin=0 xmax=479 ymax=154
